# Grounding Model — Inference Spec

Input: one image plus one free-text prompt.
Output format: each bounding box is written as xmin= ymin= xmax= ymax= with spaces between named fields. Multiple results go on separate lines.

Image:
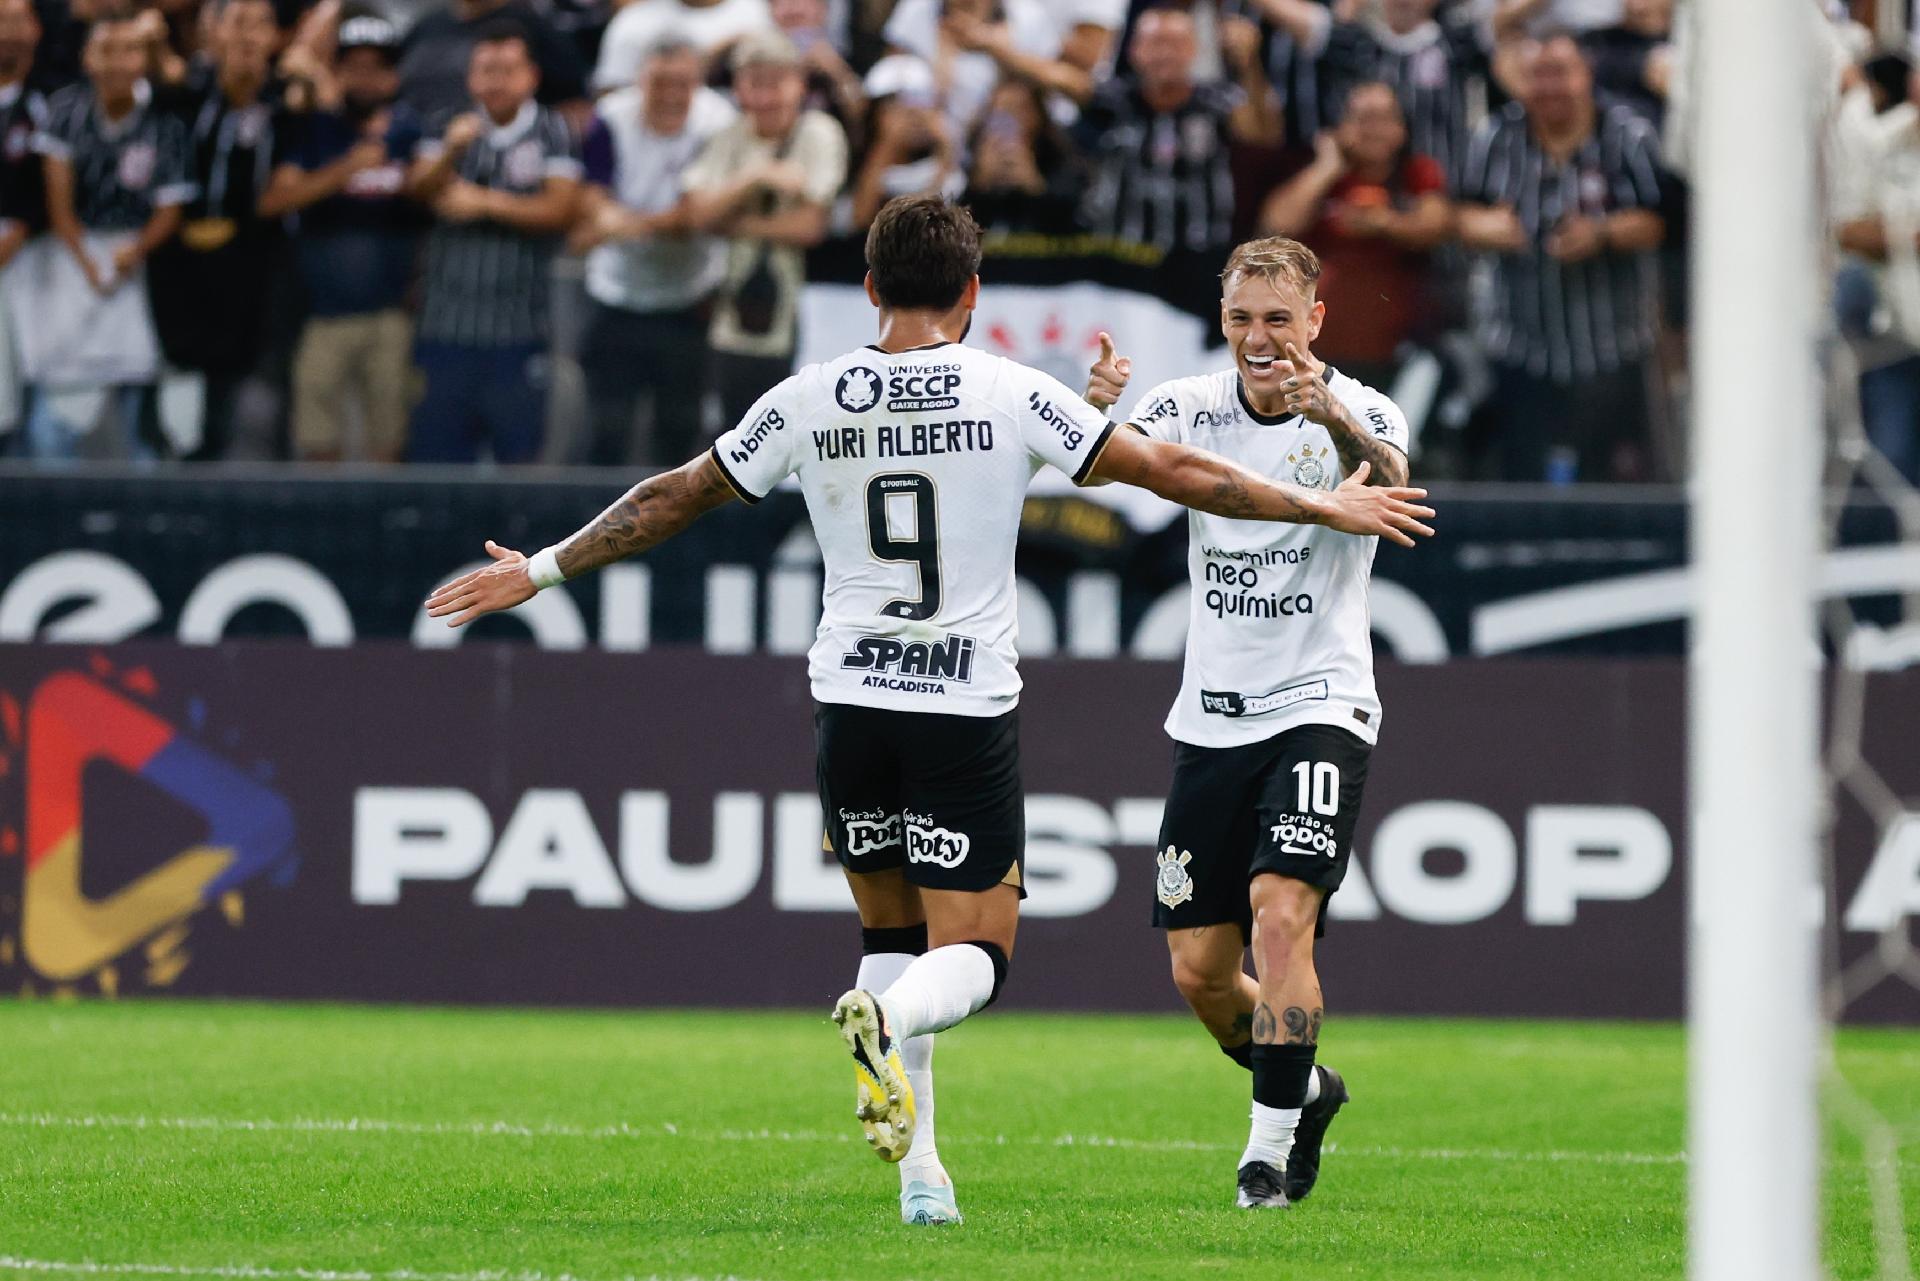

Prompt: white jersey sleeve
xmin=1011 ymin=366 xmax=1118 ymax=484
xmin=709 ymin=369 xmax=815 ymax=502
xmin=1331 ymin=371 xmax=1411 ymax=457
xmin=1126 ymin=376 xmax=1203 ymax=444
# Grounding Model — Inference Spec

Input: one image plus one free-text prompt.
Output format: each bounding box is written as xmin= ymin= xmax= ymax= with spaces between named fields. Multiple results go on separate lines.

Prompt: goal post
xmin=1687 ymin=1 xmax=1822 ymax=1279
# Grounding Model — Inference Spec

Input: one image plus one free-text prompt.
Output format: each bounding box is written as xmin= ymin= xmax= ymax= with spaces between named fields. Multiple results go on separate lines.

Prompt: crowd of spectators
xmin=0 ymin=0 xmax=1911 ymax=482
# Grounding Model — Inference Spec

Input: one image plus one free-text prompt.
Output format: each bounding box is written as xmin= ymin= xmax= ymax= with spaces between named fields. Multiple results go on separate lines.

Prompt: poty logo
xmin=841 ymin=809 xmax=902 ymax=857
xmin=836 ymin=367 xmax=882 ymax=413
xmin=1 ymin=663 xmax=296 ymax=996
xmin=905 ymin=816 xmax=970 ymax=868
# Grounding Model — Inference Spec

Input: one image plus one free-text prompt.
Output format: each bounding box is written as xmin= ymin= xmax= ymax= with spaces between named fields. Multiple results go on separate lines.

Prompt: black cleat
xmin=1235 ymin=1160 xmax=1289 ymax=1209
xmin=1283 ymin=1065 xmax=1350 ymax=1203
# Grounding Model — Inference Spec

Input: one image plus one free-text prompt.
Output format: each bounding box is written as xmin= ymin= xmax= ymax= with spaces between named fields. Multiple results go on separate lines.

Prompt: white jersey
xmin=710 ymin=341 xmax=1116 ymax=717
xmin=1130 ymin=367 xmax=1410 ymax=749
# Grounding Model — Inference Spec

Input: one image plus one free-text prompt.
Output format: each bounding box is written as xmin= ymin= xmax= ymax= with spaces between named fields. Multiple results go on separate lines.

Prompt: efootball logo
xmin=835 ymin=367 xmax=881 ymax=413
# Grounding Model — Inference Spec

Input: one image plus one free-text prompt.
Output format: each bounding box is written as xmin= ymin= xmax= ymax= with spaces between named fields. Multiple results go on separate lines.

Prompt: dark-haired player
xmin=1088 ymin=236 xmax=1417 ymax=1210
xmin=427 ymin=197 xmax=1433 ymax=1225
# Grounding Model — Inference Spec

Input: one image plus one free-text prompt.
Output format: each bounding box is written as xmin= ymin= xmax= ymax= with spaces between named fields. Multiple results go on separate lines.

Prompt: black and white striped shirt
xmin=0 ymin=81 xmax=50 ymax=233
xmin=1221 ymin=0 xmax=1334 ymax=151
xmin=416 ymin=100 xmax=581 ymax=348
xmin=1074 ymin=77 xmax=1239 ymax=254
xmin=1459 ymin=100 xmax=1665 ymax=383
xmin=34 ymin=82 xmax=195 ymax=231
xmin=1322 ymin=17 xmax=1486 ymax=187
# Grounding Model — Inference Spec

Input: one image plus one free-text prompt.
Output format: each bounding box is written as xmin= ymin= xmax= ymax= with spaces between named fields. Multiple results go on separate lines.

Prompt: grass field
xmin=1 ymin=1002 xmax=1915 ymax=1281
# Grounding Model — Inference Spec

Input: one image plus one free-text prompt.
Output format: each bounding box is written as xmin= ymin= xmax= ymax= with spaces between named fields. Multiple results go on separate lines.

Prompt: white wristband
xmin=526 ymin=546 xmax=566 ymax=590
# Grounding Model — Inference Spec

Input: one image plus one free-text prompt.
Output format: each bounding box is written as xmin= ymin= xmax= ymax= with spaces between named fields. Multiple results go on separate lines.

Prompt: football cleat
xmin=1284 ymin=1065 xmax=1350 ymax=1203
xmin=1236 ymin=1160 xmax=1290 ymax=1209
xmin=900 ymin=1178 xmax=962 ymax=1226
xmin=831 ymin=988 xmax=917 ymax=1162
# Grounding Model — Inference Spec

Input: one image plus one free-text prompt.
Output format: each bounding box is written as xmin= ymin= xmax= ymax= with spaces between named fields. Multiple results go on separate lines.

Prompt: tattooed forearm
xmin=555 ymin=456 xmax=736 ymax=579
xmin=1187 ymin=450 xmax=1326 ymax=525
xmin=1325 ymin=402 xmax=1409 ymax=487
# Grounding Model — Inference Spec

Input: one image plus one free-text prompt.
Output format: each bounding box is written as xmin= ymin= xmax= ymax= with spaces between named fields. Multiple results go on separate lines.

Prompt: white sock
xmin=878 ymin=944 xmax=995 ymax=1041
xmin=1304 ymin=1065 xmax=1323 ymax=1106
xmin=1240 ymin=1101 xmax=1300 ymax=1170
xmin=856 ymin=951 xmax=915 ymax=1007
xmin=856 ymin=951 xmax=943 ymax=1185
xmin=898 ymin=1031 xmax=943 ymax=1185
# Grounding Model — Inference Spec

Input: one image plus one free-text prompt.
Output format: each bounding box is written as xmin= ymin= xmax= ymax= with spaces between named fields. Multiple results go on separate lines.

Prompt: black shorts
xmin=1152 ymin=723 xmax=1372 ymax=938
xmin=815 ymin=701 xmax=1026 ymax=897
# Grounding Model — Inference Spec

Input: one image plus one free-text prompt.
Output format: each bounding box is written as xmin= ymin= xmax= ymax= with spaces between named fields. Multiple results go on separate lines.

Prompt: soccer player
xmin=426 ymin=199 xmax=1433 ymax=1226
xmin=1085 ymin=236 xmax=1415 ymax=1210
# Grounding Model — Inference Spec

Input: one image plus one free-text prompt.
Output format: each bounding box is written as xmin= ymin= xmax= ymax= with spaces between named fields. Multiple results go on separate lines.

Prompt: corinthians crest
xmin=1288 ymin=443 xmax=1332 ymax=489
xmin=1155 ymin=846 xmax=1195 ymax=909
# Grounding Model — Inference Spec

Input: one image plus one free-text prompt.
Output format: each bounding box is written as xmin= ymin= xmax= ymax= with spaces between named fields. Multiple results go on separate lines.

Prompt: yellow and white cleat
xmin=831 ymin=988 xmax=917 ymax=1162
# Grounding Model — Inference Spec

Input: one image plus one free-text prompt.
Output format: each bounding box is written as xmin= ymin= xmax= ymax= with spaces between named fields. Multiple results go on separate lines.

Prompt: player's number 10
xmin=1292 ymin=761 xmax=1340 ymax=817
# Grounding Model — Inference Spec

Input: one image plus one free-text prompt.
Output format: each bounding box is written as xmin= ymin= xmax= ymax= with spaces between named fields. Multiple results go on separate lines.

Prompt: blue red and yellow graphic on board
xmin=0 ymin=658 xmax=295 ymax=995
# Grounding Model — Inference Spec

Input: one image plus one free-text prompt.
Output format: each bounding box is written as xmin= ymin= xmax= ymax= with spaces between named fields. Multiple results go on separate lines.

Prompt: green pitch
xmin=2 ymin=1002 xmax=1915 ymax=1281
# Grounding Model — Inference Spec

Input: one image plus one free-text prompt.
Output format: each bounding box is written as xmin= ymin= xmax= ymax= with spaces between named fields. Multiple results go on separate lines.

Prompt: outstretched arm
xmin=1088 ymin=429 xmax=1433 ymax=547
xmin=425 ymin=452 xmax=738 ymax=626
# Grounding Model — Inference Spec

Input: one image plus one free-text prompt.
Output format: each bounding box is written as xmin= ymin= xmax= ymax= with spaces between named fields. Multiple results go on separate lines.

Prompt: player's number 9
xmin=865 ymin=472 xmax=943 ymax=621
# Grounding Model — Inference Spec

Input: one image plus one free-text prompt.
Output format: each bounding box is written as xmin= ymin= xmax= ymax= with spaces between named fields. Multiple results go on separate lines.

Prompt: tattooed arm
xmin=1087 ymin=427 xmax=1434 ymax=547
xmin=424 ymin=454 xmax=738 ymax=628
xmin=1279 ymin=342 xmax=1411 ymax=488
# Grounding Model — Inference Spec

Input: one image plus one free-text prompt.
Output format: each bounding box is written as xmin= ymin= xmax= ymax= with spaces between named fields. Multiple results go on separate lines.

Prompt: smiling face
xmin=1221 ymin=270 xmax=1324 ymax=408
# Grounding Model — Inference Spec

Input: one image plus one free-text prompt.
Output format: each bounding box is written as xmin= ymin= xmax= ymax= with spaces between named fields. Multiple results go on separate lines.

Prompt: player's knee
xmin=1251 ymin=876 xmax=1321 ymax=950
xmin=1169 ymin=951 xmax=1236 ymax=1012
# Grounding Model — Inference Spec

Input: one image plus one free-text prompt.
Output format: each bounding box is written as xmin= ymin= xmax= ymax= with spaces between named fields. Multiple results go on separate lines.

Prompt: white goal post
xmin=1687 ymin=1 xmax=1822 ymax=1279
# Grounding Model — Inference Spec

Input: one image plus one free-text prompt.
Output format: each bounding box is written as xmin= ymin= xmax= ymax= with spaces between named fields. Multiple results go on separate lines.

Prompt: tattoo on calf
xmin=1231 ymin=1011 xmax=1254 ymax=1040
xmin=1251 ymin=1003 xmax=1276 ymax=1043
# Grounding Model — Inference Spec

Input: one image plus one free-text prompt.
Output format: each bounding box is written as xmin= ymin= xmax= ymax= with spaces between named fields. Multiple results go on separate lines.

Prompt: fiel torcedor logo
xmin=0 ymin=659 xmax=296 ymax=997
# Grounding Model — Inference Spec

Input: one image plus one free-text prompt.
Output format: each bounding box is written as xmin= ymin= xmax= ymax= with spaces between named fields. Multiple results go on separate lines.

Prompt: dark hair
xmin=472 ymin=18 xmax=533 ymax=58
xmin=865 ymin=196 xmax=982 ymax=311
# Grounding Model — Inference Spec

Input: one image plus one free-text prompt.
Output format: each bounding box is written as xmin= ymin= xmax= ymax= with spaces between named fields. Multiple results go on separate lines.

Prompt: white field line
xmin=0 ymin=1260 xmax=766 ymax=1281
xmin=0 ymin=1110 xmax=1685 ymax=1167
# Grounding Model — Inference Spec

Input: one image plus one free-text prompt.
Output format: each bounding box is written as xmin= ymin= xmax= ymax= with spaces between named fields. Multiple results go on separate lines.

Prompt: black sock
xmin=1220 ymin=1039 xmax=1253 ymax=1071
xmin=1250 ymin=1042 xmax=1316 ymax=1109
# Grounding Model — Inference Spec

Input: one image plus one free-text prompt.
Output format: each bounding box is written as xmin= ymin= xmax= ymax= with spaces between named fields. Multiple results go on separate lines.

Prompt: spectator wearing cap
xmin=24 ymin=13 xmax=195 ymax=460
xmin=570 ymin=36 xmax=735 ymax=466
xmin=1455 ymin=32 xmax=1666 ymax=482
xmin=399 ymin=0 xmax=587 ymax=120
xmin=592 ymin=0 xmax=773 ymax=97
xmin=0 ymin=0 xmax=48 ymax=443
xmin=145 ymin=0 xmax=288 ymax=460
xmin=961 ymin=76 xmax=1080 ymax=234
xmin=262 ymin=9 xmax=426 ymax=462
xmin=849 ymin=53 xmax=958 ymax=230
xmin=1076 ymin=7 xmax=1279 ymax=259
xmin=405 ymin=23 xmax=581 ymax=463
xmin=681 ymin=28 xmax=845 ymax=426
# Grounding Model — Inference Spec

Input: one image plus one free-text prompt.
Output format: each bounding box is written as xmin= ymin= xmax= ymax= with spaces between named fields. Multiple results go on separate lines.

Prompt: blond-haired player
xmin=1087 ymin=237 xmax=1420 ymax=1209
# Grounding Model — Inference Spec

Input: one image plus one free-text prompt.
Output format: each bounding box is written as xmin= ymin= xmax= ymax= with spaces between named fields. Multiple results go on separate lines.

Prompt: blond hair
xmin=1220 ymin=237 xmax=1321 ymax=301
